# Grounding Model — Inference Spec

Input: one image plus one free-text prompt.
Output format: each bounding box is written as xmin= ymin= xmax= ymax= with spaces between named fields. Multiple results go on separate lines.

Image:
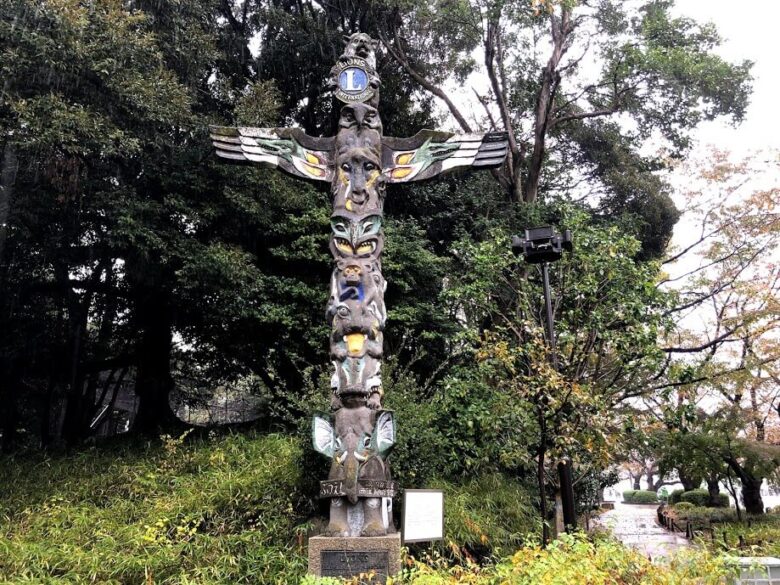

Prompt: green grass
xmin=0 ymin=431 xmax=310 ymax=584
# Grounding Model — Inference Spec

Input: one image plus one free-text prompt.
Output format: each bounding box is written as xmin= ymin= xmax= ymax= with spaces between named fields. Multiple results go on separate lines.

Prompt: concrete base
xmin=308 ymin=533 xmax=401 ymax=582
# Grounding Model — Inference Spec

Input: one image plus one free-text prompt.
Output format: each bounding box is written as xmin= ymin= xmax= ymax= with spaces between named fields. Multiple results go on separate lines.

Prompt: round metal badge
xmin=333 ymin=57 xmax=375 ymax=103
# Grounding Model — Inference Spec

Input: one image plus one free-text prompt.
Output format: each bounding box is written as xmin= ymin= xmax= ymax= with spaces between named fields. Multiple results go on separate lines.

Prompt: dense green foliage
xmin=664 ymin=503 xmax=780 ymax=558
xmin=711 ymin=517 xmax=780 ymax=558
xmin=0 ymin=433 xmax=543 ymax=583
xmin=0 ymin=0 xmax=754 ymax=450
xmin=666 ymin=503 xmax=737 ymax=526
xmin=622 ymin=490 xmax=660 ymax=504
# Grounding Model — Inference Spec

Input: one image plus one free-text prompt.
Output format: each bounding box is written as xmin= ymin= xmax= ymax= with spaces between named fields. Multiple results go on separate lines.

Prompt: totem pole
xmin=210 ymin=34 xmax=507 ymax=540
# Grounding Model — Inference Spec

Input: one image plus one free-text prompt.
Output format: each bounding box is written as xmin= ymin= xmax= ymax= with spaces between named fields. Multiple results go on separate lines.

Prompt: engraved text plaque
xmin=320 ymin=550 xmax=389 ymax=580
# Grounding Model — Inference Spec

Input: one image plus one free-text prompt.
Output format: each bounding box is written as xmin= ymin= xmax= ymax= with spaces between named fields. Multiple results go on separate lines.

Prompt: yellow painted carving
xmin=338 ymin=168 xmax=349 ymax=186
xmin=366 ymin=169 xmax=380 ymax=189
xmin=336 ymin=239 xmax=353 ymax=254
xmin=345 ymin=333 xmax=365 ymax=355
xmin=396 ymin=152 xmax=415 ymax=165
xmin=356 ymin=242 xmax=375 ymax=254
xmin=391 ymin=167 xmax=413 ymax=180
xmin=302 ymin=163 xmax=325 ymax=177
xmin=305 ymin=151 xmax=321 ymax=164
xmin=345 ymin=200 xmax=353 ymax=211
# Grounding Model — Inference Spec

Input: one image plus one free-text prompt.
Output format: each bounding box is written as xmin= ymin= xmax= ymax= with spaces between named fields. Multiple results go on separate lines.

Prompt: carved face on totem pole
xmin=332 ymin=147 xmax=385 ymax=214
xmin=313 ymin=408 xmax=395 ymax=536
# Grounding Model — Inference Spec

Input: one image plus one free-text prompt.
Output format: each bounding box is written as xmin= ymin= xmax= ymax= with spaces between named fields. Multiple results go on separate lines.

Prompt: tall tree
xmin=376 ymin=0 xmax=752 ymax=257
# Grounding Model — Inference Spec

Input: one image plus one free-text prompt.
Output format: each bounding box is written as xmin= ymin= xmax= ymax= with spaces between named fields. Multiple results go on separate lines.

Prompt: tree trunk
xmin=57 ymin=258 xmax=96 ymax=447
xmin=38 ymin=376 xmax=57 ymax=448
xmin=645 ymin=468 xmax=656 ymax=492
xmin=523 ymin=9 xmax=570 ymax=203
xmin=706 ymin=475 xmax=721 ymax=506
xmin=537 ymin=406 xmax=550 ymax=546
xmin=0 ymin=141 xmax=17 ymax=265
xmin=631 ymin=473 xmax=641 ymax=490
xmin=677 ymin=471 xmax=701 ymax=491
xmin=0 ymin=358 xmax=20 ymax=453
xmin=725 ymin=457 xmax=764 ymax=515
xmin=740 ymin=476 xmax=764 ymax=515
xmin=132 ymin=294 xmax=178 ymax=435
xmin=60 ymin=314 xmax=87 ymax=446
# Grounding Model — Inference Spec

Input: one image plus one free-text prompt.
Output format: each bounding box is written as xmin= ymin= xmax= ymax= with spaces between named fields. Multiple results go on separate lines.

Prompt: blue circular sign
xmin=339 ymin=67 xmax=368 ymax=93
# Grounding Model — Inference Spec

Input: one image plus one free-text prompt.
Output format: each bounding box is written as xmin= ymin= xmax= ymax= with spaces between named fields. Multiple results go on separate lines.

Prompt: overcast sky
xmin=663 ymin=1 xmax=779 ymax=272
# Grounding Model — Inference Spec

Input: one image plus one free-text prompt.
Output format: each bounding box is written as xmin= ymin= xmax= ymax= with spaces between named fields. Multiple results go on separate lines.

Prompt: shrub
xmin=679 ymin=489 xmax=729 ymax=507
xmin=622 ymin=490 xmax=659 ymax=504
xmin=668 ymin=505 xmax=737 ymax=527
xmin=669 ymin=489 xmax=685 ymax=504
xmin=715 ymin=516 xmax=780 ymax=557
xmin=428 ymin=474 xmax=538 ymax=559
xmin=402 ymin=533 xmax=739 ymax=584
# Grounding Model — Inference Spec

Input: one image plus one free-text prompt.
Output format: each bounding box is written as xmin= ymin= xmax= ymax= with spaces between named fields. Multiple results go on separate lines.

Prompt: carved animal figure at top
xmin=339 ymin=103 xmax=382 ymax=132
xmin=342 ymin=32 xmax=379 ymax=72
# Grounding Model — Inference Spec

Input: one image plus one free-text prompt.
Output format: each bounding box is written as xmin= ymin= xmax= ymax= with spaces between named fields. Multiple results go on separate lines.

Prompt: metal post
xmin=541 ymin=262 xmax=557 ymax=369
xmin=541 ymin=262 xmax=577 ymax=531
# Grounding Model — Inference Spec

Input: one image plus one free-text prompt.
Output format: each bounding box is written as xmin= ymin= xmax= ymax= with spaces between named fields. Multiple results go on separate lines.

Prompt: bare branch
xmin=378 ymin=26 xmax=473 ymax=133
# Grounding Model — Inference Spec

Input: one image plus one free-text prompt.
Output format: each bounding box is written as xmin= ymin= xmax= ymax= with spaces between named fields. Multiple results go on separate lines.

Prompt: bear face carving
xmin=332 ymin=147 xmax=385 ymax=213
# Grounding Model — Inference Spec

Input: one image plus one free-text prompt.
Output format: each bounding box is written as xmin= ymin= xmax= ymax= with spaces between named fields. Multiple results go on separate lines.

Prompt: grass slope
xmin=0 ymin=432 xmax=309 ymax=584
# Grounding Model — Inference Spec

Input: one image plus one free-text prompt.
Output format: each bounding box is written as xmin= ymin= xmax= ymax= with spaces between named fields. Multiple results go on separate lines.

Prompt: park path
xmin=594 ymin=502 xmax=690 ymax=561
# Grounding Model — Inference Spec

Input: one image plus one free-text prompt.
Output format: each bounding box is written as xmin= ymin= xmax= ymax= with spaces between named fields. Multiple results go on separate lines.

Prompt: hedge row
xmin=622 ymin=490 xmax=659 ymax=504
xmin=670 ymin=488 xmax=730 ymax=507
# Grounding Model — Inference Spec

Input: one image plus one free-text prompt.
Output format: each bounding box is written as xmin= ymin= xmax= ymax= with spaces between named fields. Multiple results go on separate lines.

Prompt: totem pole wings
xmin=209 ymin=126 xmax=334 ymax=182
xmin=381 ymin=130 xmax=508 ymax=183
xmin=209 ymin=127 xmax=508 ymax=185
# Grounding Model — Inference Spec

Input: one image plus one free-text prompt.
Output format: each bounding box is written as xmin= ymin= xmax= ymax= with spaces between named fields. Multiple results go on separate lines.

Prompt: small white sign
xmin=403 ymin=489 xmax=444 ymax=543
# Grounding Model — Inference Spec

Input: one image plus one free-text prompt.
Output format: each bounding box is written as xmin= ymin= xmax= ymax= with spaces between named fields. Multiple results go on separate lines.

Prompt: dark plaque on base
xmin=321 ymin=550 xmax=389 ymax=580
xmin=307 ymin=534 xmax=401 ymax=580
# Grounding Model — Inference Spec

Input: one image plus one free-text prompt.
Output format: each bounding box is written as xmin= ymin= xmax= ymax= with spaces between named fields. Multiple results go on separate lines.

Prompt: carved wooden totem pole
xmin=210 ymin=33 xmax=508 ymax=539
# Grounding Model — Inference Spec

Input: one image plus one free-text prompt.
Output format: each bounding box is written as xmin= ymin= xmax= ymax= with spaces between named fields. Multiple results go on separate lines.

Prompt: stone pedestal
xmin=308 ymin=533 xmax=401 ymax=582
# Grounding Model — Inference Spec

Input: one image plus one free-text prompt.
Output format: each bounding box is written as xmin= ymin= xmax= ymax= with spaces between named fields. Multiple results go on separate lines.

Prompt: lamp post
xmin=511 ymin=226 xmax=576 ymax=532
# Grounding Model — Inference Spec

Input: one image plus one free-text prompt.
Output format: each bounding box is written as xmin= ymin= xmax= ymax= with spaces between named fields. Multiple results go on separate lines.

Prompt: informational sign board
xmin=402 ymin=489 xmax=444 ymax=543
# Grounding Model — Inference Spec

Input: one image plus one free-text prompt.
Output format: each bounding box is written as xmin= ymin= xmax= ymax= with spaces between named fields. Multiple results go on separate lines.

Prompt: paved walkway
xmin=594 ymin=503 xmax=690 ymax=560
